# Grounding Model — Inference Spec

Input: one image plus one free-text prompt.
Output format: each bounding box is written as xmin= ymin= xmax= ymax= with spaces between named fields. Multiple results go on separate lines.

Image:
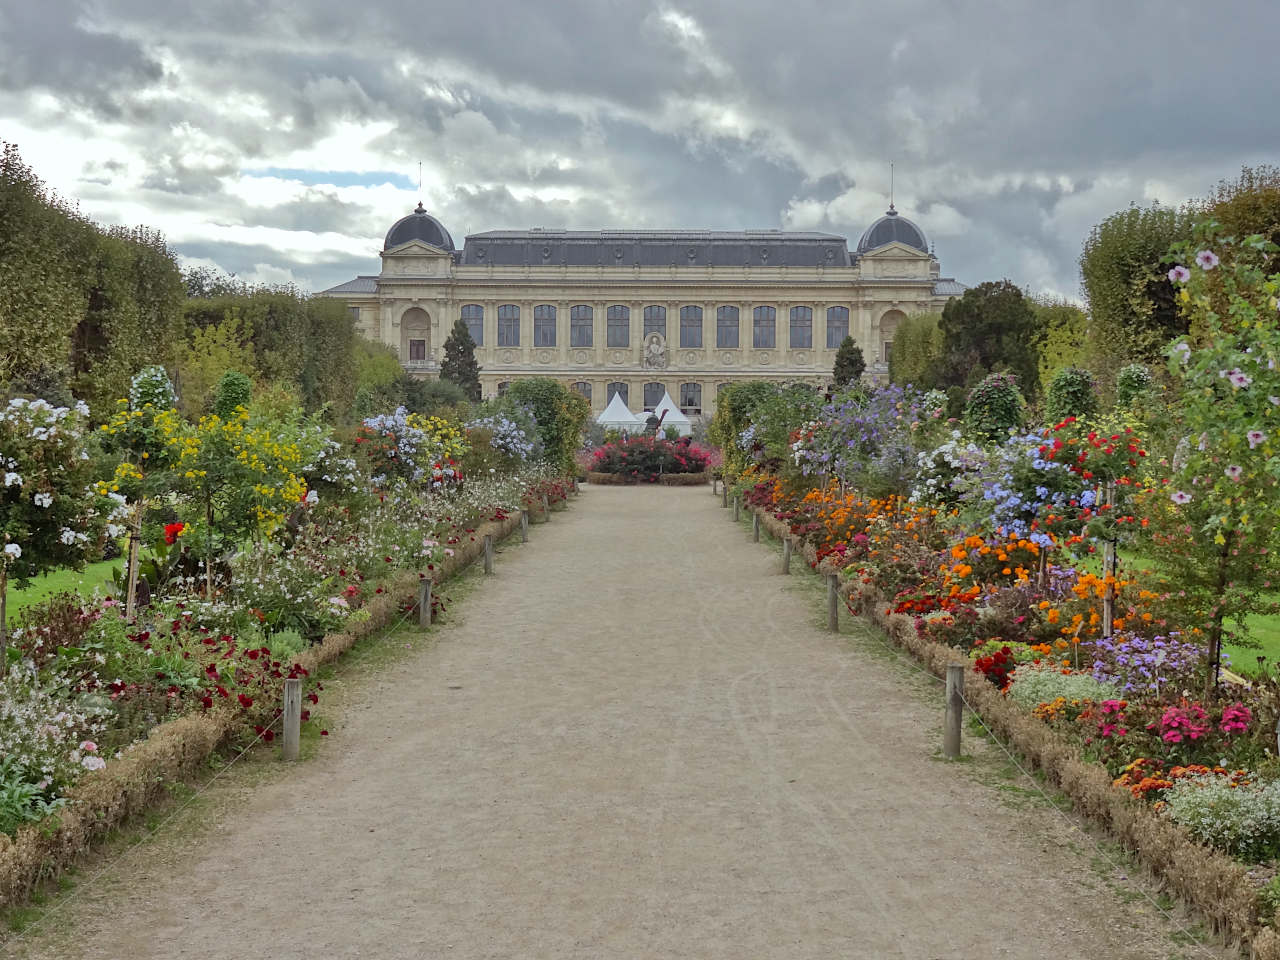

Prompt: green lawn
xmin=6 ymin=559 xmax=120 ymax=621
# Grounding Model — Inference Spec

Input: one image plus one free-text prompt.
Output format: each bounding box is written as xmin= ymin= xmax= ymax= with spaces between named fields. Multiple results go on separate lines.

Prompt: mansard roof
xmin=321 ymin=275 xmax=377 ymax=294
xmin=459 ymin=229 xmax=853 ymax=268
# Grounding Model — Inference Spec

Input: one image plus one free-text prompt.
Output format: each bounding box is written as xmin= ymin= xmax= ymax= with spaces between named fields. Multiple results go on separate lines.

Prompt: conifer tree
xmin=440 ymin=318 xmax=481 ymax=401
xmin=832 ymin=336 xmax=866 ymax=387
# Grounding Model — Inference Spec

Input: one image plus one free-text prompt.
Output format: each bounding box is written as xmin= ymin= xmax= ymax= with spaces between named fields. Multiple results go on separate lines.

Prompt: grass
xmin=6 ymin=559 xmax=119 ymax=621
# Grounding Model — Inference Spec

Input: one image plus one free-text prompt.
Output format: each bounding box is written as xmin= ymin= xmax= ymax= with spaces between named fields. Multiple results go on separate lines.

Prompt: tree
xmin=177 ymin=310 xmax=258 ymax=417
xmin=963 ymin=372 xmax=1026 ymax=440
xmin=832 ymin=336 xmax=865 ymax=386
xmin=1031 ymin=296 xmax=1087 ymax=396
xmin=1079 ymin=202 xmax=1195 ymax=379
xmin=1203 ymin=165 xmax=1280 ymax=272
xmin=1045 ymin=367 xmax=1098 ymax=423
xmin=888 ymin=312 xmax=943 ymax=387
xmin=502 ymin=378 xmax=589 ymax=472
xmin=213 ymin=370 xmax=253 ymax=419
xmin=937 ymin=281 xmax=1042 ymax=403
xmin=440 ymin=318 xmax=482 ymax=401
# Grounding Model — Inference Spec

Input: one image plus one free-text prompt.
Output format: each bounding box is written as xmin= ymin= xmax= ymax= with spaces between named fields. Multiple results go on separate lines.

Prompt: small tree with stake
xmin=440 ymin=318 xmax=482 ymax=402
xmin=832 ymin=336 xmax=866 ymax=387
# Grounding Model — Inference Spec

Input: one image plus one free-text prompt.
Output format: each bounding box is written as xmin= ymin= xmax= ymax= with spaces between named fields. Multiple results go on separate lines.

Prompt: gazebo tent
xmin=651 ymin=390 xmax=693 ymax=437
xmin=596 ymin=392 xmax=643 ymax=433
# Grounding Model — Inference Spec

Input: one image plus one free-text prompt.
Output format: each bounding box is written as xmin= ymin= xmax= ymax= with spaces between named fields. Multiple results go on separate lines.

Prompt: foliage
xmin=1202 ymin=165 xmax=1280 ymax=273
xmin=1045 ymin=367 xmax=1098 ymax=423
xmin=589 ymin=436 xmax=711 ymax=480
xmin=938 ymin=281 xmax=1042 ymax=405
xmin=177 ymin=310 xmax=258 ymax=418
xmin=1165 ymin=774 xmax=1280 ymax=862
xmin=964 ymin=372 xmax=1026 ymax=440
xmin=212 ymin=370 xmax=253 ymax=420
xmin=440 ymin=318 xmax=482 ymax=402
xmin=1032 ymin=297 xmax=1088 ymax=396
xmin=1006 ymin=661 xmax=1121 ymax=709
xmin=831 ymin=336 xmax=865 ymax=387
xmin=501 ymin=378 xmax=590 ymax=473
xmin=887 ymin=312 xmax=943 ymax=388
xmin=402 ymin=376 xmax=469 ymax=417
xmin=1115 ymin=363 xmax=1153 ymax=407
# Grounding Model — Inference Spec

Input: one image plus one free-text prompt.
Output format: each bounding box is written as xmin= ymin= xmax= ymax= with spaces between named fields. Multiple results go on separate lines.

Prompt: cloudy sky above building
xmin=1 ymin=1 xmax=1273 ymax=298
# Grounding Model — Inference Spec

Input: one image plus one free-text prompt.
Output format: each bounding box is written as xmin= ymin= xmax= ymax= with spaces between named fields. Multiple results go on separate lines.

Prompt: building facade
xmin=321 ymin=204 xmax=964 ymax=419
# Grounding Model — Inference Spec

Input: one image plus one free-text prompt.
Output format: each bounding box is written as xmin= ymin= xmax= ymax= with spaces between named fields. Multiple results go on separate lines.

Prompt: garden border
xmin=0 ymin=486 xmax=572 ymax=910
xmin=741 ymin=497 xmax=1280 ymax=959
xmin=585 ymin=469 xmax=711 ymax=486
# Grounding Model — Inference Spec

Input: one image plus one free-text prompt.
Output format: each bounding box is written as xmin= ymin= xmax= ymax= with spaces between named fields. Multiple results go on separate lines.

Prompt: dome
xmin=856 ymin=206 xmax=928 ymax=253
xmin=383 ymin=202 xmax=454 ymax=251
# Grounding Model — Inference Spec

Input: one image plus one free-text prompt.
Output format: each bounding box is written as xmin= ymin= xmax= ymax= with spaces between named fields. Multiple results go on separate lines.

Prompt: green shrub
xmin=213 ymin=370 xmax=253 ymax=419
xmin=963 ymin=372 xmax=1025 ymax=439
xmin=1045 ymin=367 xmax=1098 ymax=422
xmin=1006 ymin=662 xmax=1121 ymax=709
xmin=1115 ymin=363 xmax=1153 ymax=407
xmin=502 ymin=378 xmax=589 ymax=472
xmin=1165 ymin=774 xmax=1280 ymax=861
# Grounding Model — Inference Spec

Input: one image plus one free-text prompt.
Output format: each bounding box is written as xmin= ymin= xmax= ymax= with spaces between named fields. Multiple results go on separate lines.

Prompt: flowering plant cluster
xmin=589 ymin=436 xmax=712 ymax=481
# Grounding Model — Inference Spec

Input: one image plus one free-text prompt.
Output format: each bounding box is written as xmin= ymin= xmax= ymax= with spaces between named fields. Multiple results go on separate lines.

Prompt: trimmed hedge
xmin=586 ymin=469 xmax=711 ymax=486
xmin=740 ymin=498 xmax=1280 ymax=957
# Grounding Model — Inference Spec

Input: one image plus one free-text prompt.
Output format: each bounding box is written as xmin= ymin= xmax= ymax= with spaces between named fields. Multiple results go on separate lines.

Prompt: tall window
xmin=753 ymin=306 xmax=776 ymax=348
xmin=497 ymin=304 xmax=520 ymax=347
xmin=607 ymin=382 xmax=629 ymax=405
xmin=680 ymin=382 xmax=702 ymax=414
xmin=826 ymin=305 xmax=849 ymax=349
xmin=607 ymin=305 xmax=630 ymax=347
xmin=679 ymin=305 xmax=703 ymax=348
xmin=348 ymin=306 xmax=361 ymax=325
xmin=408 ymin=339 xmax=426 ymax=362
xmin=716 ymin=306 xmax=739 ymax=348
xmin=789 ymin=306 xmax=813 ymax=349
xmin=571 ymin=381 xmax=592 ymax=403
xmin=717 ymin=382 xmax=732 ymax=397
xmin=884 ymin=341 xmax=894 ymax=363
xmin=643 ymin=381 xmax=665 ymax=411
xmin=497 ymin=381 xmax=510 ymax=397
xmin=461 ymin=303 xmax=484 ymax=346
xmin=570 ymin=305 xmax=593 ymax=347
xmin=534 ymin=304 xmax=556 ymax=347
xmin=643 ymin=305 xmax=666 ymax=339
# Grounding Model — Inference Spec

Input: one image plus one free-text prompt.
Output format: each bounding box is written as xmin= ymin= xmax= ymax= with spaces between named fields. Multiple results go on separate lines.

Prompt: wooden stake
xmin=282 ymin=677 xmax=301 ymax=762
xmin=752 ymin=512 xmax=760 ymax=542
xmin=419 ymin=579 xmax=432 ymax=627
xmin=722 ymin=485 xmax=728 ymax=508
xmin=944 ymin=664 xmax=964 ymax=759
xmin=782 ymin=538 xmax=792 ymax=574
xmin=542 ymin=493 xmax=551 ymax=520
xmin=520 ymin=511 xmax=529 ymax=542
xmin=733 ymin=497 xmax=740 ymax=522
xmin=827 ymin=574 xmax=839 ymax=632
xmin=483 ymin=534 xmax=494 ymax=575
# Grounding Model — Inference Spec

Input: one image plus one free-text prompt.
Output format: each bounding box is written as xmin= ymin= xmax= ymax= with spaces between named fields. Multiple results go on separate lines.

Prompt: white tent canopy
xmin=651 ymin=390 xmax=693 ymax=437
xmin=596 ymin=392 xmax=643 ymax=433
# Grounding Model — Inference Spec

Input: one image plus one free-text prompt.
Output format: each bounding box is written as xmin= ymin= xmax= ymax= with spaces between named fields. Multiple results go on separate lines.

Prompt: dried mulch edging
xmin=586 ymin=470 xmax=710 ymax=486
xmin=741 ymin=500 xmax=1280 ymax=958
xmin=0 ymin=491 xmax=569 ymax=911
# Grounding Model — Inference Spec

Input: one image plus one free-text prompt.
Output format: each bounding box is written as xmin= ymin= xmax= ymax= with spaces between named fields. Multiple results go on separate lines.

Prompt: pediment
xmin=859 ymin=240 xmax=931 ymax=259
xmin=382 ymin=238 xmax=452 ymax=258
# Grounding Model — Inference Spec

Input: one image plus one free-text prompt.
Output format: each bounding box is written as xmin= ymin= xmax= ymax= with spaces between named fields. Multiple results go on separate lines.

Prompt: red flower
xmin=237 ymin=693 xmax=254 ymax=708
xmin=164 ymin=522 xmax=185 ymax=545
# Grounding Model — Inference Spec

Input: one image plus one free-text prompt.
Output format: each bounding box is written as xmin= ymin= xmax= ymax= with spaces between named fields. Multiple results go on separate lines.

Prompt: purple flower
xmin=1248 ymin=429 xmax=1267 ymax=449
xmin=1170 ymin=490 xmax=1192 ymax=504
xmin=1225 ymin=464 xmax=1243 ymax=482
xmin=1195 ymin=250 xmax=1219 ymax=270
xmin=1168 ymin=265 xmax=1191 ymax=283
xmin=1221 ymin=368 xmax=1253 ymax=389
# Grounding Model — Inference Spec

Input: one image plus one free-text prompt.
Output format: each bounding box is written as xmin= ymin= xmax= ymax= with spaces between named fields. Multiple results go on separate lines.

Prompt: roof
xmin=460 ymin=229 xmax=853 ymax=268
xmin=384 ymin=202 xmax=454 ymax=251
xmin=932 ymin=279 xmax=967 ymax=296
xmin=596 ymin=392 xmax=641 ymax=428
xmin=320 ymin=275 xmax=377 ymax=294
xmin=857 ymin=207 xmax=928 ymax=253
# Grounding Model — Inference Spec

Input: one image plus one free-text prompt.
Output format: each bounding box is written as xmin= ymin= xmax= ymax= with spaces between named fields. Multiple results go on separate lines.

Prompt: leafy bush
xmin=1115 ymin=363 xmax=1153 ymax=406
xmin=1165 ymin=774 xmax=1280 ymax=861
xmin=963 ymin=372 xmax=1025 ymax=439
xmin=212 ymin=370 xmax=253 ymax=419
xmin=502 ymin=378 xmax=589 ymax=472
xmin=1007 ymin=661 xmax=1121 ymax=710
xmin=589 ymin=437 xmax=711 ymax=480
xmin=1045 ymin=367 xmax=1098 ymax=422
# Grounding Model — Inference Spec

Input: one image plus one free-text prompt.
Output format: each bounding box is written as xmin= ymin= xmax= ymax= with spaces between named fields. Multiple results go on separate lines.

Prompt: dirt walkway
xmin=9 ymin=487 xmax=1223 ymax=959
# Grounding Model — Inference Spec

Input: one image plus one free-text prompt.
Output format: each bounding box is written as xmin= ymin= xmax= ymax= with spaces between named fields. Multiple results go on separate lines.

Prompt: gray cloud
xmin=1 ymin=0 xmax=1274 ymax=299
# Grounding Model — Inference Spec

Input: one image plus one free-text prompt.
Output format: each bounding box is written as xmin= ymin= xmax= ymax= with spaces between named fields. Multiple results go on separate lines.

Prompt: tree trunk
xmin=1205 ymin=533 xmax=1234 ymax=700
xmin=124 ymin=498 xmax=144 ymax=622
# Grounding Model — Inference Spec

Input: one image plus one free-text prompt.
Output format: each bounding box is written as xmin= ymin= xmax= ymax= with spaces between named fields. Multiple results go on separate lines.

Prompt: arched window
xmin=789 ymin=306 xmax=813 ymax=349
xmin=752 ymin=305 xmax=776 ymax=348
xmin=570 ymin=305 xmax=593 ymax=347
xmin=402 ymin=307 xmax=430 ymax=366
xmin=497 ymin=304 xmax=520 ymax=347
xmin=680 ymin=382 xmax=702 ymax=414
xmin=571 ymin=381 xmax=592 ymax=403
xmin=607 ymin=305 xmax=630 ymax=348
xmin=643 ymin=305 xmax=666 ymax=339
xmin=717 ymin=382 xmax=732 ymax=396
xmin=534 ymin=304 xmax=556 ymax=347
xmin=461 ymin=304 xmax=484 ymax=346
xmin=643 ymin=381 xmax=665 ymax=411
xmin=679 ymin=305 xmax=703 ymax=348
xmin=826 ymin=305 xmax=849 ymax=349
xmin=717 ymin=306 xmax=739 ymax=348
xmin=497 ymin=381 xmax=511 ymax=397
xmin=607 ymin=381 xmax=629 ymax=405
xmin=879 ymin=309 xmax=906 ymax=363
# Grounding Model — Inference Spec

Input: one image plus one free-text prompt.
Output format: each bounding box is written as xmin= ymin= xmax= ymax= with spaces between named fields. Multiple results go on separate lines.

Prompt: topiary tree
xmin=1045 ymin=367 xmax=1098 ymax=423
xmin=440 ymin=318 xmax=482 ymax=402
xmin=1115 ymin=363 xmax=1153 ymax=407
xmin=212 ymin=370 xmax=253 ymax=419
xmin=502 ymin=378 xmax=589 ymax=473
xmin=964 ymin=372 xmax=1025 ymax=440
xmin=832 ymin=336 xmax=865 ymax=387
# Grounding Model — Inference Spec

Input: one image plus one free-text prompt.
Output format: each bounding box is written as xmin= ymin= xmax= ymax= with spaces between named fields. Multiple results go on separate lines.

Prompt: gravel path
xmin=10 ymin=486 xmax=1224 ymax=959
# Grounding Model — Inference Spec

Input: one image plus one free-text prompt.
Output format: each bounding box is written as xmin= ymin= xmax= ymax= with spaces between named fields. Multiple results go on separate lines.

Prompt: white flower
xmin=304 ymin=489 xmax=319 ymax=505
xmin=3 ymin=543 xmax=20 ymax=560
xmin=74 ymin=400 xmax=90 ymax=416
xmin=1248 ymin=429 xmax=1267 ymax=449
xmin=1222 ymin=368 xmax=1253 ymax=389
xmin=1172 ymin=342 xmax=1191 ymax=364
xmin=80 ymin=755 xmax=106 ymax=772
xmin=3 ymin=471 xmax=21 ymax=488
xmin=1195 ymin=249 xmax=1220 ymax=270
xmin=33 ymin=492 xmax=52 ymax=508
xmin=59 ymin=528 xmax=77 ymax=545
xmin=1168 ymin=265 xmax=1191 ymax=283
xmin=1170 ymin=490 xmax=1192 ymax=505
xmin=1225 ymin=465 xmax=1244 ymax=482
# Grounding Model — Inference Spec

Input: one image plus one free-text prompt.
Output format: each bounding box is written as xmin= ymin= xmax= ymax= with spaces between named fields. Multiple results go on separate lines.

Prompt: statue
xmin=643 ymin=332 xmax=667 ymax=369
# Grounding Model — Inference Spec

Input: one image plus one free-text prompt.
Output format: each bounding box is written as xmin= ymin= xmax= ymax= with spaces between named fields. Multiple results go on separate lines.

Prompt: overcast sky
xmin=1 ymin=1 xmax=1274 ymax=299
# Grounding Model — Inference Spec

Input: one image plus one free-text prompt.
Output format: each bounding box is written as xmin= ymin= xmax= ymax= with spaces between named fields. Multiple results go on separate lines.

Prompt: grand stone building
xmin=321 ymin=203 xmax=964 ymax=419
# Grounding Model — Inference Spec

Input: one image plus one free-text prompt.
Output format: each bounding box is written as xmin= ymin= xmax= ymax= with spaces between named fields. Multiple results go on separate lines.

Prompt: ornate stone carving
xmin=642 ymin=332 xmax=668 ymax=370
xmin=721 ymin=352 xmax=735 ymax=365
xmin=536 ymin=350 xmax=552 ymax=364
xmin=502 ymin=350 xmax=516 ymax=364
xmin=684 ymin=351 xmax=698 ymax=365
xmin=574 ymin=350 xmax=588 ymax=364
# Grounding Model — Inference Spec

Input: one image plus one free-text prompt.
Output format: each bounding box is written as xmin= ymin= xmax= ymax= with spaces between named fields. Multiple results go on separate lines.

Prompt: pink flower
xmin=1221 ymin=702 xmax=1252 ymax=735
xmin=1170 ymin=490 xmax=1192 ymax=505
xmin=1195 ymin=250 xmax=1219 ymax=270
xmin=1168 ymin=265 xmax=1191 ymax=283
xmin=79 ymin=740 xmax=98 ymax=753
xmin=1248 ymin=429 xmax=1267 ymax=449
xmin=1222 ymin=368 xmax=1253 ymax=389
xmin=1225 ymin=464 xmax=1243 ymax=481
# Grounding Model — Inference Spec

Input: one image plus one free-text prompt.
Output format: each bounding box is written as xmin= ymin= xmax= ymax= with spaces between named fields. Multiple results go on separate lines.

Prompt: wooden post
xmin=483 ymin=534 xmax=494 ymax=575
xmin=782 ymin=538 xmax=792 ymax=574
xmin=712 ymin=477 xmax=719 ymax=496
xmin=418 ymin=579 xmax=432 ymax=627
xmin=944 ymin=664 xmax=965 ymax=759
xmin=752 ymin=512 xmax=760 ymax=542
xmin=542 ymin=493 xmax=551 ymax=520
xmin=827 ymin=574 xmax=839 ymax=632
xmin=282 ymin=677 xmax=301 ymax=761
xmin=520 ymin=511 xmax=529 ymax=543
xmin=721 ymin=485 xmax=728 ymax=508
xmin=733 ymin=497 xmax=740 ymax=522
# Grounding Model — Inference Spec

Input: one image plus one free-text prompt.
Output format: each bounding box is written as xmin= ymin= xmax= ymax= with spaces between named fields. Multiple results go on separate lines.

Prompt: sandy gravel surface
xmin=9 ymin=486 xmax=1227 ymax=959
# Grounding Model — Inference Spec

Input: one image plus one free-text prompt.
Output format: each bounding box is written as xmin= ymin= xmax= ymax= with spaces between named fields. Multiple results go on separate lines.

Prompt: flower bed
xmin=586 ymin=468 xmax=710 ymax=486
xmin=586 ymin=436 xmax=713 ymax=484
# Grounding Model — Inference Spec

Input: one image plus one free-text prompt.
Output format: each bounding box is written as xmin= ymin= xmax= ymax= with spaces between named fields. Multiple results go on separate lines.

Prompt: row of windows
xmin=496 ymin=380 xmax=716 ymax=414
xmin=463 ymin=303 xmax=852 ymax=349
